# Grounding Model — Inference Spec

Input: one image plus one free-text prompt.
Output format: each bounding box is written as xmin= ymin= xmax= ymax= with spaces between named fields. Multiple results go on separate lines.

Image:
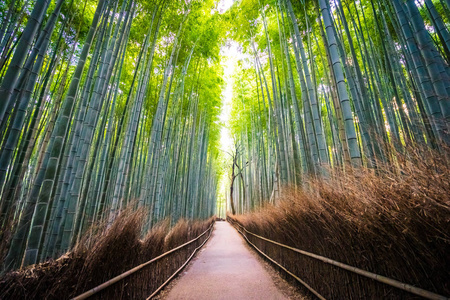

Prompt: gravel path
xmin=162 ymin=221 xmax=289 ymax=300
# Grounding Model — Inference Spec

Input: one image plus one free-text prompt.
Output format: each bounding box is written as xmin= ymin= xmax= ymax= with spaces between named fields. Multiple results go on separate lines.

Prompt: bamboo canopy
xmin=0 ymin=0 xmax=449 ymax=272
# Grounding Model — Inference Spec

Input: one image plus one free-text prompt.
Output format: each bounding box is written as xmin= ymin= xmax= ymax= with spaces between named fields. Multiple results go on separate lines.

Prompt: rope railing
xmin=228 ymin=218 xmax=448 ymax=300
xmin=72 ymin=222 xmax=214 ymax=300
xmin=232 ymin=221 xmax=326 ymax=300
xmin=145 ymin=226 xmax=213 ymax=300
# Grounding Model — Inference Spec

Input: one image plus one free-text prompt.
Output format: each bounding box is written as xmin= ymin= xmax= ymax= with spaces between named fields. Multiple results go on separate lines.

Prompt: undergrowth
xmin=0 ymin=210 xmax=214 ymax=299
xmin=230 ymin=145 xmax=450 ymax=299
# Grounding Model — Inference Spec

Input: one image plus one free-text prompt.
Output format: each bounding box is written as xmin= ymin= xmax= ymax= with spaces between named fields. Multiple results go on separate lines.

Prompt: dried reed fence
xmin=0 ymin=210 xmax=214 ymax=299
xmin=229 ymin=146 xmax=450 ymax=299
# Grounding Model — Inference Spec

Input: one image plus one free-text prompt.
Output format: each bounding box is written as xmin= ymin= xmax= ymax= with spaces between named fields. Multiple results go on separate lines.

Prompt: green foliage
xmin=0 ymin=0 xmax=449 ymax=270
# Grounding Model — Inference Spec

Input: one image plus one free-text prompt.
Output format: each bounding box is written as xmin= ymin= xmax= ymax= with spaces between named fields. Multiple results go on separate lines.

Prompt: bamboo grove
xmin=0 ymin=0 xmax=449 ymax=274
xmin=0 ymin=0 xmax=225 ymax=270
xmin=226 ymin=0 xmax=450 ymax=214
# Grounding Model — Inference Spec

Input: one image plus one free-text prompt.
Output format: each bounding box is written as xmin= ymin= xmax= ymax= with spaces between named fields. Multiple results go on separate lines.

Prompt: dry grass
xmin=0 ymin=210 xmax=214 ymax=299
xmin=230 ymin=145 xmax=450 ymax=299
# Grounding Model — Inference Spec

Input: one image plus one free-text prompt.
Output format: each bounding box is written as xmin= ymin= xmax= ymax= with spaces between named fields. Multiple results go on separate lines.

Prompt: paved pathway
xmin=164 ymin=221 xmax=287 ymax=300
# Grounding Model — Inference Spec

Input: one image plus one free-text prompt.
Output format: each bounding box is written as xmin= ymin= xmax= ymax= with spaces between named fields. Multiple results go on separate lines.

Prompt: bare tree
xmin=226 ymin=141 xmax=248 ymax=215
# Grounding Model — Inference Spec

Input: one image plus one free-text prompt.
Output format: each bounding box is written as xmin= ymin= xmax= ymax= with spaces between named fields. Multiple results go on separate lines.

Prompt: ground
xmin=155 ymin=221 xmax=307 ymax=300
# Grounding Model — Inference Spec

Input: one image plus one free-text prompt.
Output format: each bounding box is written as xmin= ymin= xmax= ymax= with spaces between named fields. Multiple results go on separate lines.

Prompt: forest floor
xmin=156 ymin=221 xmax=305 ymax=300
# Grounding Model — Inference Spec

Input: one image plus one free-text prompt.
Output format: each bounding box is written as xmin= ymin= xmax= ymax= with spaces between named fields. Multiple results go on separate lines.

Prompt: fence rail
xmin=228 ymin=218 xmax=448 ymax=300
xmin=72 ymin=222 xmax=214 ymax=300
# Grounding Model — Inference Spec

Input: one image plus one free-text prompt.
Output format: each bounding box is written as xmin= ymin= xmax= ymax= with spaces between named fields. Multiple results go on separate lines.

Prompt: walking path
xmin=163 ymin=221 xmax=288 ymax=300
